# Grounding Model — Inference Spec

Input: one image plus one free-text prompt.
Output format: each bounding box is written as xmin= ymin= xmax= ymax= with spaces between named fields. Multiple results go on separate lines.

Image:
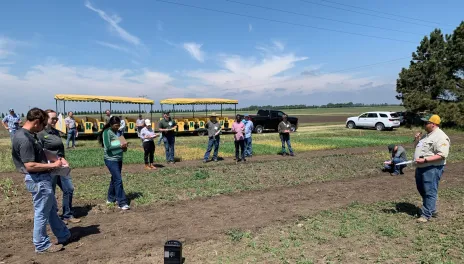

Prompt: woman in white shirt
xmin=140 ymin=119 xmax=158 ymax=169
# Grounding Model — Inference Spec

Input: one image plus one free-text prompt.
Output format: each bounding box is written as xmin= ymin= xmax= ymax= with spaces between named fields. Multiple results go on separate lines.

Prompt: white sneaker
xmin=119 ymin=205 xmax=130 ymax=210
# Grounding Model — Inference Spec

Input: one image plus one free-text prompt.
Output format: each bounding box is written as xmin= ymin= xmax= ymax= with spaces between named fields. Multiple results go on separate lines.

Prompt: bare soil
xmin=1 ymin=154 xmax=464 ymax=263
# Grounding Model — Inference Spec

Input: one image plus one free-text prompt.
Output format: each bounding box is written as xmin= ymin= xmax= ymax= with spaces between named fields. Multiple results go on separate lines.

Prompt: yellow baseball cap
xmin=421 ymin=114 xmax=441 ymax=125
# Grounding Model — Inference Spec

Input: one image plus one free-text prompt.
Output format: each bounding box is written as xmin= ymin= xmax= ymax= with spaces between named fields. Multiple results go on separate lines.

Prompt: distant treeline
xmin=1 ymin=103 xmax=400 ymax=117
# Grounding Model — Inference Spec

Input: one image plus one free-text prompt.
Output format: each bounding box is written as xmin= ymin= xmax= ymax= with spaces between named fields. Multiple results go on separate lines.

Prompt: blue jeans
xmin=415 ymin=165 xmax=444 ymax=219
xmin=66 ymin=128 xmax=76 ymax=147
xmin=163 ymin=136 xmax=175 ymax=162
xmin=9 ymin=130 xmax=16 ymax=142
xmin=384 ymin=157 xmax=407 ymax=175
xmin=244 ymin=137 xmax=253 ymax=157
xmin=24 ymin=173 xmax=70 ymax=252
xmin=204 ymin=136 xmax=220 ymax=160
xmin=104 ymin=159 xmax=128 ymax=206
xmin=280 ymin=134 xmax=293 ymax=154
xmin=116 ymin=130 xmax=124 ymax=137
xmin=51 ymin=174 xmax=75 ymax=219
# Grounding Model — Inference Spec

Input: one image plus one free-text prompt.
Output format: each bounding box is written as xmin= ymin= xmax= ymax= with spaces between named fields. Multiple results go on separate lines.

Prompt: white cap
xmin=144 ymin=119 xmax=151 ymax=126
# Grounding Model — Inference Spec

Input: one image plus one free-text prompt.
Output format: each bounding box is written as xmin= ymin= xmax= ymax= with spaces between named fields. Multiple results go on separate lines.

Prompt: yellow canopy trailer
xmin=159 ymin=98 xmax=239 ymax=136
xmin=54 ymin=94 xmax=154 ymax=136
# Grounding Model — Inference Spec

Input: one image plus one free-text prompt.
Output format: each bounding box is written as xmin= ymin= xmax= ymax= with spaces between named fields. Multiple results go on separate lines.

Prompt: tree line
xmin=396 ymin=21 xmax=464 ymax=126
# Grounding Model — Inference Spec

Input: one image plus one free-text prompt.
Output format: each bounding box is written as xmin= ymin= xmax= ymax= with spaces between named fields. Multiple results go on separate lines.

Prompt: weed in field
xmin=0 ymin=177 xmax=17 ymax=201
xmin=193 ymin=170 xmax=209 ymax=180
xmin=226 ymin=228 xmax=252 ymax=242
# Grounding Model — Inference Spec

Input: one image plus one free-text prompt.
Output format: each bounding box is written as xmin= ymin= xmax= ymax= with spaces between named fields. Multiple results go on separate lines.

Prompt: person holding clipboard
xmin=98 ymin=116 xmax=130 ymax=210
xmin=38 ymin=109 xmax=81 ymax=224
xmin=140 ymin=119 xmax=158 ymax=170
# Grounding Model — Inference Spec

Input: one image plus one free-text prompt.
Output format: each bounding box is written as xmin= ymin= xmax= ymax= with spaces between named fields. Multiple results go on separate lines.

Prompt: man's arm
xmin=24 ymin=160 xmax=62 ymax=173
xmin=2 ymin=116 xmax=9 ymax=129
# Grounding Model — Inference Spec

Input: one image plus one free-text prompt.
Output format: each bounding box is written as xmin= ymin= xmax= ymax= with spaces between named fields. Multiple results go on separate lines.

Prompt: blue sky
xmin=1 ymin=0 xmax=463 ymax=113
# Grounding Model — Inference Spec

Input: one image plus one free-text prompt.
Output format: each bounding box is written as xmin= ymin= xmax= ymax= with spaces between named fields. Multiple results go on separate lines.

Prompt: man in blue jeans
xmin=11 ymin=108 xmax=74 ymax=253
xmin=158 ymin=111 xmax=177 ymax=164
xmin=413 ymin=114 xmax=450 ymax=223
xmin=65 ymin=111 xmax=77 ymax=148
xmin=278 ymin=114 xmax=294 ymax=156
xmin=2 ymin=108 xmax=22 ymax=142
xmin=243 ymin=114 xmax=254 ymax=158
xmin=203 ymin=113 xmax=221 ymax=162
xmin=383 ymin=144 xmax=407 ymax=175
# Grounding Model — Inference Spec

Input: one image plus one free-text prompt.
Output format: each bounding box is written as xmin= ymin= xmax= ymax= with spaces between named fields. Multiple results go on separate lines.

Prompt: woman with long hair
xmin=98 ymin=116 xmax=130 ymax=210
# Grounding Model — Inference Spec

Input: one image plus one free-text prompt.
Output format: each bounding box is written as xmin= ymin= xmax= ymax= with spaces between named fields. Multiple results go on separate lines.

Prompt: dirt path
xmin=2 ymin=160 xmax=464 ymax=264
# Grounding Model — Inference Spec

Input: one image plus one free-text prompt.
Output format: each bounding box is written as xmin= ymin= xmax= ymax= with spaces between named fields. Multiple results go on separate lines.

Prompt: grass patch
xmin=187 ymin=187 xmax=464 ymax=264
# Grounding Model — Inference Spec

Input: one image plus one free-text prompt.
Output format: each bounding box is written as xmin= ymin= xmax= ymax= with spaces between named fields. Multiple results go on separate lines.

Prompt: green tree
xmin=1 ymin=113 xmax=4 ymax=118
xmin=396 ymin=23 xmax=464 ymax=126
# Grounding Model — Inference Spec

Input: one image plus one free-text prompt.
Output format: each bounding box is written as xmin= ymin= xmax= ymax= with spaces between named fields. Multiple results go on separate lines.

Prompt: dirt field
xmin=1 ymin=145 xmax=463 ymax=263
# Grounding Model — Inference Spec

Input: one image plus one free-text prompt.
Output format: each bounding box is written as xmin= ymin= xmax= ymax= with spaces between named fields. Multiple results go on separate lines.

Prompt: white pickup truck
xmin=346 ymin=112 xmax=401 ymax=131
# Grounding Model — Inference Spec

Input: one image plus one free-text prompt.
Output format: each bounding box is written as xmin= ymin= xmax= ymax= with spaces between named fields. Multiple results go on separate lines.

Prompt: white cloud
xmin=249 ymin=24 xmax=253 ymax=32
xmin=273 ymin=41 xmax=284 ymax=51
xmin=183 ymin=42 xmax=205 ymax=62
xmin=0 ymin=62 xmax=194 ymax=113
xmin=185 ymin=43 xmax=388 ymax=101
xmin=85 ymin=1 xmax=141 ymax=46
xmin=96 ymin=41 xmax=130 ymax=53
xmin=0 ymin=37 xmax=21 ymax=59
xmin=157 ymin=20 xmax=164 ymax=31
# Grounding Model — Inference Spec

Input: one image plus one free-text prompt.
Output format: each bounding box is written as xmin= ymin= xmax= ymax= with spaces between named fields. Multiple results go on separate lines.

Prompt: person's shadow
xmin=382 ymin=202 xmax=420 ymax=216
xmin=127 ymin=192 xmax=144 ymax=205
xmin=73 ymin=205 xmax=95 ymax=218
xmin=66 ymin=225 xmax=101 ymax=246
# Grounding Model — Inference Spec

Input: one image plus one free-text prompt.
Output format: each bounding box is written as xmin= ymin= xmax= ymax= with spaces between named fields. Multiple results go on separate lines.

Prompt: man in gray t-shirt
xmin=12 ymin=108 xmax=71 ymax=253
xmin=383 ymin=144 xmax=408 ymax=175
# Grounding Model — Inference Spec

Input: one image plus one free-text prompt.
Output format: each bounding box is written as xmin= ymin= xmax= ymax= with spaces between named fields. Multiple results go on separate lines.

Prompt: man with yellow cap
xmin=413 ymin=114 xmax=450 ymax=223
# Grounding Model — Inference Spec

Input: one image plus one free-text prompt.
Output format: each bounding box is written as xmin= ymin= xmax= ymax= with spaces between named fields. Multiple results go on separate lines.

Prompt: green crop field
xmin=1 ymin=123 xmax=463 ymax=263
xmin=1 ymin=126 xmax=416 ymax=172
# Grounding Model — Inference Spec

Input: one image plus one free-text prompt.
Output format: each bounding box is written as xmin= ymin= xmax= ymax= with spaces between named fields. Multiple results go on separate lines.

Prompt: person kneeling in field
xmin=383 ymin=144 xmax=407 ymax=176
xmin=203 ymin=113 xmax=221 ymax=163
xmin=140 ymin=119 xmax=158 ymax=170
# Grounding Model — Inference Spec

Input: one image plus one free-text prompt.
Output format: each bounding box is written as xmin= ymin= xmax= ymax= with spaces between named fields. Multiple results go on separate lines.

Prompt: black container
xmin=164 ymin=240 xmax=184 ymax=264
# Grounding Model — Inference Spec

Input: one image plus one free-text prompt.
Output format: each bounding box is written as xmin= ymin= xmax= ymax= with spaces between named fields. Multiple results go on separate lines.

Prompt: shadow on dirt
xmin=127 ymin=192 xmax=144 ymax=205
xmin=73 ymin=205 xmax=95 ymax=218
xmin=68 ymin=224 xmax=101 ymax=243
xmin=382 ymin=202 xmax=420 ymax=216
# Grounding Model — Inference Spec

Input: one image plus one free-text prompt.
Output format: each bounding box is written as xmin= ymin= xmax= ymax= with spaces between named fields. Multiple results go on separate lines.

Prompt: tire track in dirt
xmin=2 ymin=161 xmax=464 ymax=264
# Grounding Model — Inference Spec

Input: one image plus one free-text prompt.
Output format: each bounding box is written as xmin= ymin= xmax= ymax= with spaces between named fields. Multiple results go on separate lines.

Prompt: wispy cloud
xmin=157 ymin=20 xmax=164 ymax=31
xmin=85 ymin=1 xmax=141 ymax=46
xmin=96 ymin=41 xmax=130 ymax=53
xmin=183 ymin=42 xmax=205 ymax=62
xmin=273 ymin=40 xmax=284 ymax=51
xmin=249 ymin=24 xmax=253 ymax=32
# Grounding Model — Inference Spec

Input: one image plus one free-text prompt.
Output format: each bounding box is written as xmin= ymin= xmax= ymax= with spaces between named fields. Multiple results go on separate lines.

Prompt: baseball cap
xmin=163 ymin=111 xmax=170 ymax=115
xmin=144 ymin=119 xmax=151 ymax=126
xmin=421 ymin=114 xmax=441 ymax=125
xmin=388 ymin=144 xmax=395 ymax=153
xmin=8 ymin=108 xmax=14 ymax=112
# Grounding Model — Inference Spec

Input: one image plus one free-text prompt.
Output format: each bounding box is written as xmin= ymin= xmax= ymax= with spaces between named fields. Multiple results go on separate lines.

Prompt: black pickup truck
xmin=240 ymin=110 xmax=299 ymax=134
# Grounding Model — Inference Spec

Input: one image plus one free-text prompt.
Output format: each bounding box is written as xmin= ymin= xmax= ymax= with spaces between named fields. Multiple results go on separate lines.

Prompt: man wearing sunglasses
xmin=413 ymin=114 xmax=450 ymax=223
